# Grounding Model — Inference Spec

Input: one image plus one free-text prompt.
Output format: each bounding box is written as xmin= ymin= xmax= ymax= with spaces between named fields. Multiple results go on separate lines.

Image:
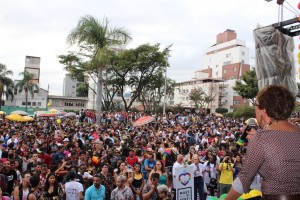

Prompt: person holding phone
xmin=219 ymin=155 xmax=235 ymax=196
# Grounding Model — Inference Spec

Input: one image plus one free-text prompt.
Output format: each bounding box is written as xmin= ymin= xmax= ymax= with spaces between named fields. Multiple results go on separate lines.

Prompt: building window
xmin=242 ymin=52 xmax=245 ymax=56
xmin=22 ymin=102 xmax=26 ymax=106
xmin=224 ymin=70 xmax=227 ymax=74
xmin=233 ymin=68 xmax=237 ymax=72
xmin=27 ymin=102 xmax=31 ymax=106
xmin=233 ymin=100 xmax=240 ymax=105
xmin=72 ymin=85 xmax=75 ymax=88
xmin=231 ymin=76 xmax=235 ymax=80
xmin=37 ymin=102 xmax=41 ymax=106
xmin=32 ymin=102 xmax=36 ymax=106
xmin=223 ymin=61 xmax=231 ymax=66
xmin=241 ymin=60 xmax=245 ymax=64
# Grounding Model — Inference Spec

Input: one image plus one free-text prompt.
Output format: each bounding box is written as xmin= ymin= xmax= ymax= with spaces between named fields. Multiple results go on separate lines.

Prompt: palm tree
xmin=15 ymin=71 xmax=39 ymax=112
xmin=0 ymin=63 xmax=14 ymax=110
xmin=67 ymin=15 xmax=131 ymax=124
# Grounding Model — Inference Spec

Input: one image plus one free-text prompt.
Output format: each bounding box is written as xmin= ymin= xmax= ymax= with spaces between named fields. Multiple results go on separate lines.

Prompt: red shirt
xmin=126 ymin=156 xmax=138 ymax=167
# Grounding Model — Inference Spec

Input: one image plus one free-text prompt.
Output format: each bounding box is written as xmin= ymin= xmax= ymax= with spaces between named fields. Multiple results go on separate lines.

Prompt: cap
xmin=63 ymin=138 xmax=69 ymax=142
xmin=1 ymin=144 xmax=7 ymax=148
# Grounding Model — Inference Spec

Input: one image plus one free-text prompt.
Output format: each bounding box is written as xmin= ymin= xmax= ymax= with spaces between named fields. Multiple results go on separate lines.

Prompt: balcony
xmin=218 ymin=101 xmax=226 ymax=106
xmin=219 ymin=83 xmax=228 ymax=88
xmin=219 ymin=92 xmax=228 ymax=97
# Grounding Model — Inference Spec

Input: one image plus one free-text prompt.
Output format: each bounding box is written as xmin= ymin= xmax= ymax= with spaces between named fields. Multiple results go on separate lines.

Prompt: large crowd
xmin=0 ymin=109 xmax=298 ymax=200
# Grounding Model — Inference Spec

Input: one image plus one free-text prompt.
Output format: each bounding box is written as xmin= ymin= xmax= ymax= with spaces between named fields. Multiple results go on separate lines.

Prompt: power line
xmin=284 ymin=0 xmax=300 ymax=15
xmin=283 ymin=4 xmax=299 ymax=16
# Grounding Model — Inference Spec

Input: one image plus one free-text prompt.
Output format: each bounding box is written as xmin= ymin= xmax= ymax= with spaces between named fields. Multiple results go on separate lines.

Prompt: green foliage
xmin=167 ymin=104 xmax=184 ymax=113
xmin=15 ymin=70 xmax=40 ymax=112
xmin=225 ymin=112 xmax=234 ymax=117
xmin=232 ymin=69 xmax=258 ymax=105
xmin=109 ymin=43 xmax=171 ymax=111
xmin=189 ymin=88 xmax=212 ymax=109
xmin=0 ymin=63 xmax=14 ymax=109
xmin=233 ymin=105 xmax=255 ymax=118
xmin=76 ymin=83 xmax=89 ymax=97
xmin=63 ymin=109 xmax=79 ymax=114
xmin=62 ymin=15 xmax=132 ymax=124
xmin=215 ymin=107 xmax=228 ymax=114
xmin=129 ymin=107 xmax=139 ymax=113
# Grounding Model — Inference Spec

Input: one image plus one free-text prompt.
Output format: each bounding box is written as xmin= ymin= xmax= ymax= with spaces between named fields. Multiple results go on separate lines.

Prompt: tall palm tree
xmin=0 ymin=63 xmax=14 ymax=110
xmin=67 ymin=15 xmax=132 ymax=124
xmin=15 ymin=71 xmax=39 ymax=112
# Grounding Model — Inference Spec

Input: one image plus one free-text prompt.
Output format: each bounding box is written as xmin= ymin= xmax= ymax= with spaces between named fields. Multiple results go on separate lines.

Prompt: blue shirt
xmin=85 ymin=184 xmax=105 ymax=200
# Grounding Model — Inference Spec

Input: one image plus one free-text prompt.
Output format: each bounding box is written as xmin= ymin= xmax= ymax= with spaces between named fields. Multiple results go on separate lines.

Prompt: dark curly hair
xmin=256 ymin=85 xmax=295 ymax=120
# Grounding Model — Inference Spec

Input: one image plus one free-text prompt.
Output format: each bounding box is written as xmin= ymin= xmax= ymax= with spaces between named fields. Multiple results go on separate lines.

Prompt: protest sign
xmin=174 ymin=165 xmax=194 ymax=200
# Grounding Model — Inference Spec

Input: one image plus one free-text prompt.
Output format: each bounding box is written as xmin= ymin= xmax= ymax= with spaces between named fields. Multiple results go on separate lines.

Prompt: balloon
xmin=56 ymin=119 xmax=61 ymax=124
xmin=219 ymin=194 xmax=227 ymax=200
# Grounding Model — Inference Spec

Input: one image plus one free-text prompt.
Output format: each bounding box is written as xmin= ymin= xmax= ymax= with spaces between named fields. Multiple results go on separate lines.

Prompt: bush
xmin=63 ymin=109 xmax=79 ymax=114
xmin=233 ymin=105 xmax=255 ymax=118
xmin=215 ymin=107 xmax=228 ymax=114
xmin=225 ymin=112 xmax=234 ymax=117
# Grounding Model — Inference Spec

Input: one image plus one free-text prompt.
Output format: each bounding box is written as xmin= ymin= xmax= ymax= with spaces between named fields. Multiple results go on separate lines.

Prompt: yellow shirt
xmin=219 ymin=163 xmax=234 ymax=184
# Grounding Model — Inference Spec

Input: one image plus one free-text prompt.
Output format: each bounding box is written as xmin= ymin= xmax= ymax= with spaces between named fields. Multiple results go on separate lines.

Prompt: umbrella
xmin=133 ymin=116 xmax=155 ymax=127
xmin=56 ymin=111 xmax=67 ymax=116
xmin=64 ymin=112 xmax=77 ymax=117
xmin=5 ymin=114 xmax=25 ymax=122
xmin=11 ymin=110 xmax=29 ymax=116
xmin=215 ymin=113 xmax=224 ymax=117
xmin=22 ymin=116 xmax=35 ymax=122
xmin=49 ymin=108 xmax=59 ymax=113
xmin=0 ymin=111 xmax=6 ymax=115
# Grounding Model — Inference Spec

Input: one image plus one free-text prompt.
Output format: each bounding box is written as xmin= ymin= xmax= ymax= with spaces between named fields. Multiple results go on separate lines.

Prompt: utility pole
xmin=163 ymin=64 xmax=167 ymax=116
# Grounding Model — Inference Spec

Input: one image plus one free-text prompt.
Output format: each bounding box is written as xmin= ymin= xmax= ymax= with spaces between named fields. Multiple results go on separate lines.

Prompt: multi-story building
xmin=174 ymin=30 xmax=251 ymax=113
xmin=63 ymin=74 xmax=83 ymax=97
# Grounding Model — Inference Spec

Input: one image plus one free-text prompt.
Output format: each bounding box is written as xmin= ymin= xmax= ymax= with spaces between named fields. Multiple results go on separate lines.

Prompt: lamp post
xmin=163 ymin=64 xmax=167 ymax=115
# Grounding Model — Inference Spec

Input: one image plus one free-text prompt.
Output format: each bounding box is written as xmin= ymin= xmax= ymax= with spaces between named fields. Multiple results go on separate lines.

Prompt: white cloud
xmin=0 ymin=0 xmax=299 ymax=95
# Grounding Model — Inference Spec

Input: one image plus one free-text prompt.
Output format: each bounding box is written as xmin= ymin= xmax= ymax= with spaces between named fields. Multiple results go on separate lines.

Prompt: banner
xmin=174 ymin=166 xmax=194 ymax=200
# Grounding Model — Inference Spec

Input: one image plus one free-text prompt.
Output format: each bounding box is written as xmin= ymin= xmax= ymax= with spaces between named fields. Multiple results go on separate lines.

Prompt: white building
xmin=5 ymin=79 xmax=48 ymax=109
xmin=174 ymin=30 xmax=250 ymax=113
xmin=63 ymin=74 xmax=82 ymax=97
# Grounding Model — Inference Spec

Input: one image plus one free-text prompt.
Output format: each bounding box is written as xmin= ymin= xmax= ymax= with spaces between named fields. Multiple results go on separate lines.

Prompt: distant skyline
xmin=1 ymin=0 xmax=299 ymax=95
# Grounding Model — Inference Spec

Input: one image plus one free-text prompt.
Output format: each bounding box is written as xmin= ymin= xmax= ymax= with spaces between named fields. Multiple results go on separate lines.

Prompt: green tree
xmin=66 ymin=15 xmax=131 ymax=124
xmin=76 ymin=82 xmax=89 ymax=97
xmin=215 ymin=107 xmax=228 ymax=114
xmin=15 ymin=71 xmax=39 ymax=112
xmin=188 ymin=87 xmax=215 ymax=109
xmin=0 ymin=63 xmax=14 ymax=110
xmin=233 ymin=69 xmax=259 ymax=105
xmin=109 ymin=43 xmax=170 ymax=111
xmin=233 ymin=105 xmax=255 ymax=118
xmin=139 ymin=70 xmax=176 ymax=113
xmin=189 ymin=88 xmax=205 ymax=108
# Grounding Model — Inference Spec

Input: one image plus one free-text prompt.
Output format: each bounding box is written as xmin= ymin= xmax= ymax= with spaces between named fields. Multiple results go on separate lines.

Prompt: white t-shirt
xmin=65 ymin=181 xmax=83 ymax=200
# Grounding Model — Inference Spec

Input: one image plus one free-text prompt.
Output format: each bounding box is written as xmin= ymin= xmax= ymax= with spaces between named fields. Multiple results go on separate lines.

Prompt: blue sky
xmin=0 ymin=0 xmax=299 ymax=95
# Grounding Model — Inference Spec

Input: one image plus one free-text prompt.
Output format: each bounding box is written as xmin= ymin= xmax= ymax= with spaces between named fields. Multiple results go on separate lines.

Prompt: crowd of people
xmin=0 ymin=85 xmax=299 ymax=200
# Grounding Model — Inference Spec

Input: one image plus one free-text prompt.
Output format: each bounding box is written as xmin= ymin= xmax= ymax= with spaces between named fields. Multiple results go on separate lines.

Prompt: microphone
xmin=236 ymin=118 xmax=258 ymax=150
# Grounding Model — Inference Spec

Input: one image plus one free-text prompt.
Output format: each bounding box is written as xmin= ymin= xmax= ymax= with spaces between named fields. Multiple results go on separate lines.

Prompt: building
xmin=63 ymin=74 xmax=83 ymax=97
xmin=5 ymin=81 xmax=48 ymax=109
xmin=24 ymin=56 xmax=41 ymax=84
xmin=48 ymin=95 xmax=88 ymax=111
xmin=174 ymin=30 xmax=250 ymax=113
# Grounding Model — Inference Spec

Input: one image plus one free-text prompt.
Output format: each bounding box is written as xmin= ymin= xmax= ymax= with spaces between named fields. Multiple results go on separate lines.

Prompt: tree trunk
xmin=96 ymin=67 xmax=103 ymax=124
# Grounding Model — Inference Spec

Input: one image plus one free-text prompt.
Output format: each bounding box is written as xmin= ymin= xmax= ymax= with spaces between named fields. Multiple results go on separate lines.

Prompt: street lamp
xmin=163 ymin=64 xmax=167 ymax=115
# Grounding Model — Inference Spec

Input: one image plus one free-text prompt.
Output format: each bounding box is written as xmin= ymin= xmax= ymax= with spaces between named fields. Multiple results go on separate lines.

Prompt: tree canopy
xmin=232 ymin=69 xmax=259 ymax=105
